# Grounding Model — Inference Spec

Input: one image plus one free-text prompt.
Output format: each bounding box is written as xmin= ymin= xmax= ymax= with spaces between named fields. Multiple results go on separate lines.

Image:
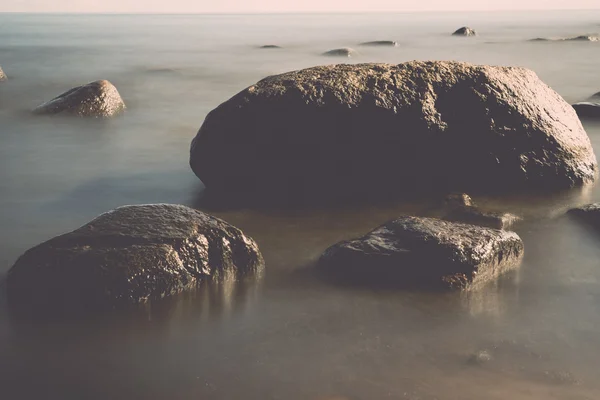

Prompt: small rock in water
xmin=32 ymin=80 xmax=126 ymax=118
xmin=541 ymin=370 xmax=580 ymax=385
xmin=6 ymin=204 xmax=264 ymax=315
xmin=319 ymin=216 xmax=524 ymax=290
xmin=359 ymin=40 xmax=398 ymax=47
xmin=442 ymin=193 xmax=520 ymax=229
xmin=322 ymin=47 xmax=357 ymax=57
xmin=467 ymin=350 xmax=493 ymax=365
xmin=453 ymin=27 xmax=476 ymax=36
xmin=566 ymin=35 xmax=600 ymax=42
xmin=0 ymin=65 xmax=6 ymax=81
xmin=568 ymin=203 xmax=600 ymax=229
xmin=572 ymin=102 xmax=600 ymax=118
xmin=259 ymin=45 xmax=281 ymax=49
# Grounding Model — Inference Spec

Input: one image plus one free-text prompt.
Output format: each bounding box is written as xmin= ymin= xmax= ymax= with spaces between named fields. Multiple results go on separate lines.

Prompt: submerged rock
xmin=32 ymin=80 xmax=125 ymax=117
xmin=259 ymin=45 xmax=281 ymax=49
xmin=443 ymin=193 xmax=520 ymax=229
xmin=359 ymin=40 xmax=398 ymax=47
xmin=572 ymin=102 xmax=600 ymax=118
xmin=453 ymin=27 xmax=476 ymax=36
xmin=322 ymin=47 xmax=357 ymax=57
xmin=190 ymin=61 xmax=597 ymax=195
xmin=6 ymin=204 xmax=264 ymax=315
xmin=531 ymin=35 xmax=600 ymax=42
xmin=319 ymin=216 xmax=524 ymax=290
xmin=0 ymin=66 xmax=6 ymax=81
xmin=568 ymin=203 xmax=600 ymax=229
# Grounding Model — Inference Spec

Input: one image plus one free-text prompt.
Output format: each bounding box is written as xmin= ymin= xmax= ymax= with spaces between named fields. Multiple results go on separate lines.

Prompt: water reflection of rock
xmin=460 ymin=276 xmax=519 ymax=318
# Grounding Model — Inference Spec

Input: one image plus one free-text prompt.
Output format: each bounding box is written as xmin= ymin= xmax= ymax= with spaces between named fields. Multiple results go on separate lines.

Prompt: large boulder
xmin=6 ymin=204 xmax=264 ymax=315
xmin=568 ymin=203 xmax=600 ymax=229
xmin=190 ymin=61 xmax=597 ymax=195
xmin=453 ymin=27 xmax=476 ymax=36
xmin=32 ymin=80 xmax=125 ymax=117
xmin=572 ymin=102 xmax=600 ymax=118
xmin=319 ymin=216 xmax=524 ymax=290
xmin=0 ymin=66 xmax=6 ymax=81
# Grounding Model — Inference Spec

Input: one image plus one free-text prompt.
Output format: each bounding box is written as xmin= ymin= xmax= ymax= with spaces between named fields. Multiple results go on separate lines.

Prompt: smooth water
xmin=1 ymin=11 xmax=600 ymax=400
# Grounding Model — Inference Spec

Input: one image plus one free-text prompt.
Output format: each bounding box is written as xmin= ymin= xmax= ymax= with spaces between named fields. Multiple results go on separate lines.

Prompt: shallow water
xmin=1 ymin=11 xmax=600 ymax=400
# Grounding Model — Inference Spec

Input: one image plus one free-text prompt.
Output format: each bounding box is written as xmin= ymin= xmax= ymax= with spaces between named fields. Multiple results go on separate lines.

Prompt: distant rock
xmin=6 ymin=204 xmax=264 ymax=315
xmin=190 ymin=61 xmax=597 ymax=195
xmin=568 ymin=203 xmax=600 ymax=229
xmin=572 ymin=102 xmax=600 ymax=118
xmin=359 ymin=40 xmax=398 ymax=47
xmin=322 ymin=47 xmax=357 ymax=57
xmin=318 ymin=216 xmax=524 ymax=290
xmin=566 ymin=35 xmax=600 ymax=42
xmin=453 ymin=27 xmax=476 ymax=36
xmin=442 ymin=193 xmax=520 ymax=229
xmin=0 ymin=65 xmax=6 ymax=81
xmin=259 ymin=45 xmax=281 ymax=49
xmin=32 ymin=80 xmax=125 ymax=117
xmin=530 ymin=35 xmax=600 ymax=42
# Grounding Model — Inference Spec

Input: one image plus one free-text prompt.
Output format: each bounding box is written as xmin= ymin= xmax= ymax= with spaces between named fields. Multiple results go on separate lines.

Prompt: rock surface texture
xmin=32 ymin=80 xmax=125 ymax=117
xmin=319 ymin=216 xmax=524 ymax=290
xmin=453 ymin=27 xmax=477 ymax=36
xmin=190 ymin=61 xmax=597 ymax=194
xmin=6 ymin=204 xmax=264 ymax=314
xmin=568 ymin=203 xmax=600 ymax=229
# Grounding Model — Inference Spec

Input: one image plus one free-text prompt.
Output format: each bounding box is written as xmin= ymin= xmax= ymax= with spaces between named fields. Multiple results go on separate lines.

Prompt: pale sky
xmin=1 ymin=0 xmax=600 ymax=13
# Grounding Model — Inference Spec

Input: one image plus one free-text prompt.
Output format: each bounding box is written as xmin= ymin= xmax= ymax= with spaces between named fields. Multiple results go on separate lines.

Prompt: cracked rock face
xmin=318 ymin=216 xmax=524 ymax=290
xmin=6 ymin=204 xmax=264 ymax=314
xmin=33 ymin=80 xmax=126 ymax=117
xmin=190 ymin=61 xmax=597 ymax=195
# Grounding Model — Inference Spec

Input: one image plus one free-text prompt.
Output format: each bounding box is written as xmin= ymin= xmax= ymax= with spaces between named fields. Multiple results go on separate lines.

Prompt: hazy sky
xmin=2 ymin=0 xmax=600 ymax=13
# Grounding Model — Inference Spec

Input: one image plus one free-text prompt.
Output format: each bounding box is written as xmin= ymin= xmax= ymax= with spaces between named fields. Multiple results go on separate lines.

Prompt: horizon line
xmin=1 ymin=8 xmax=600 ymax=15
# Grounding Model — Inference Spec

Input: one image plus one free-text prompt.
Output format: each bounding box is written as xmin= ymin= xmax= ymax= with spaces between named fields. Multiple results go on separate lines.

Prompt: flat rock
xmin=572 ymin=102 xmax=600 ymax=118
xmin=442 ymin=193 xmax=520 ymax=229
xmin=531 ymin=35 xmax=600 ymax=42
xmin=453 ymin=27 xmax=476 ymax=36
xmin=190 ymin=61 xmax=597 ymax=195
xmin=6 ymin=204 xmax=264 ymax=314
xmin=32 ymin=80 xmax=126 ymax=117
xmin=568 ymin=203 xmax=600 ymax=228
xmin=318 ymin=216 xmax=524 ymax=290
xmin=322 ymin=48 xmax=357 ymax=57
xmin=359 ymin=40 xmax=398 ymax=47
xmin=259 ymin=45 xmax=281 ymax=49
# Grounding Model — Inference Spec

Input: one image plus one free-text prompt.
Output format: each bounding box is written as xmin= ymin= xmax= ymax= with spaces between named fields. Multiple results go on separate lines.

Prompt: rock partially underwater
xmin=359 ymin=41 xmax=398 ymax=47
xmin=6 ymin=204 xmax=264 ymax=315
xmin=572 ymin=102 xmax=600 ymax=118
xmin=319 ymin=216 xmax=524 ymax=290
xmin=0 ymin=66 xmax=6 ymax=81
xmin=453 ymin=27 xmax=477 ymax=36
xmin=568 ymin=203 xmax=600 ymax=230
xmin=442 ymin=193 xmax=520 ymax=229
xmin=32 ymin=80 xmax=126 ymax=117
xmin=190 ymin=61 xmax=597 ymax=196
xmin=322 ymin=48 xmax=357 ymax=57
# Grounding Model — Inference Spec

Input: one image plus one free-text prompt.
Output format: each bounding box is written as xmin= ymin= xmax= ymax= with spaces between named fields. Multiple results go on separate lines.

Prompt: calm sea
xmin=1 ymin=11 xmax=600 ymax=400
